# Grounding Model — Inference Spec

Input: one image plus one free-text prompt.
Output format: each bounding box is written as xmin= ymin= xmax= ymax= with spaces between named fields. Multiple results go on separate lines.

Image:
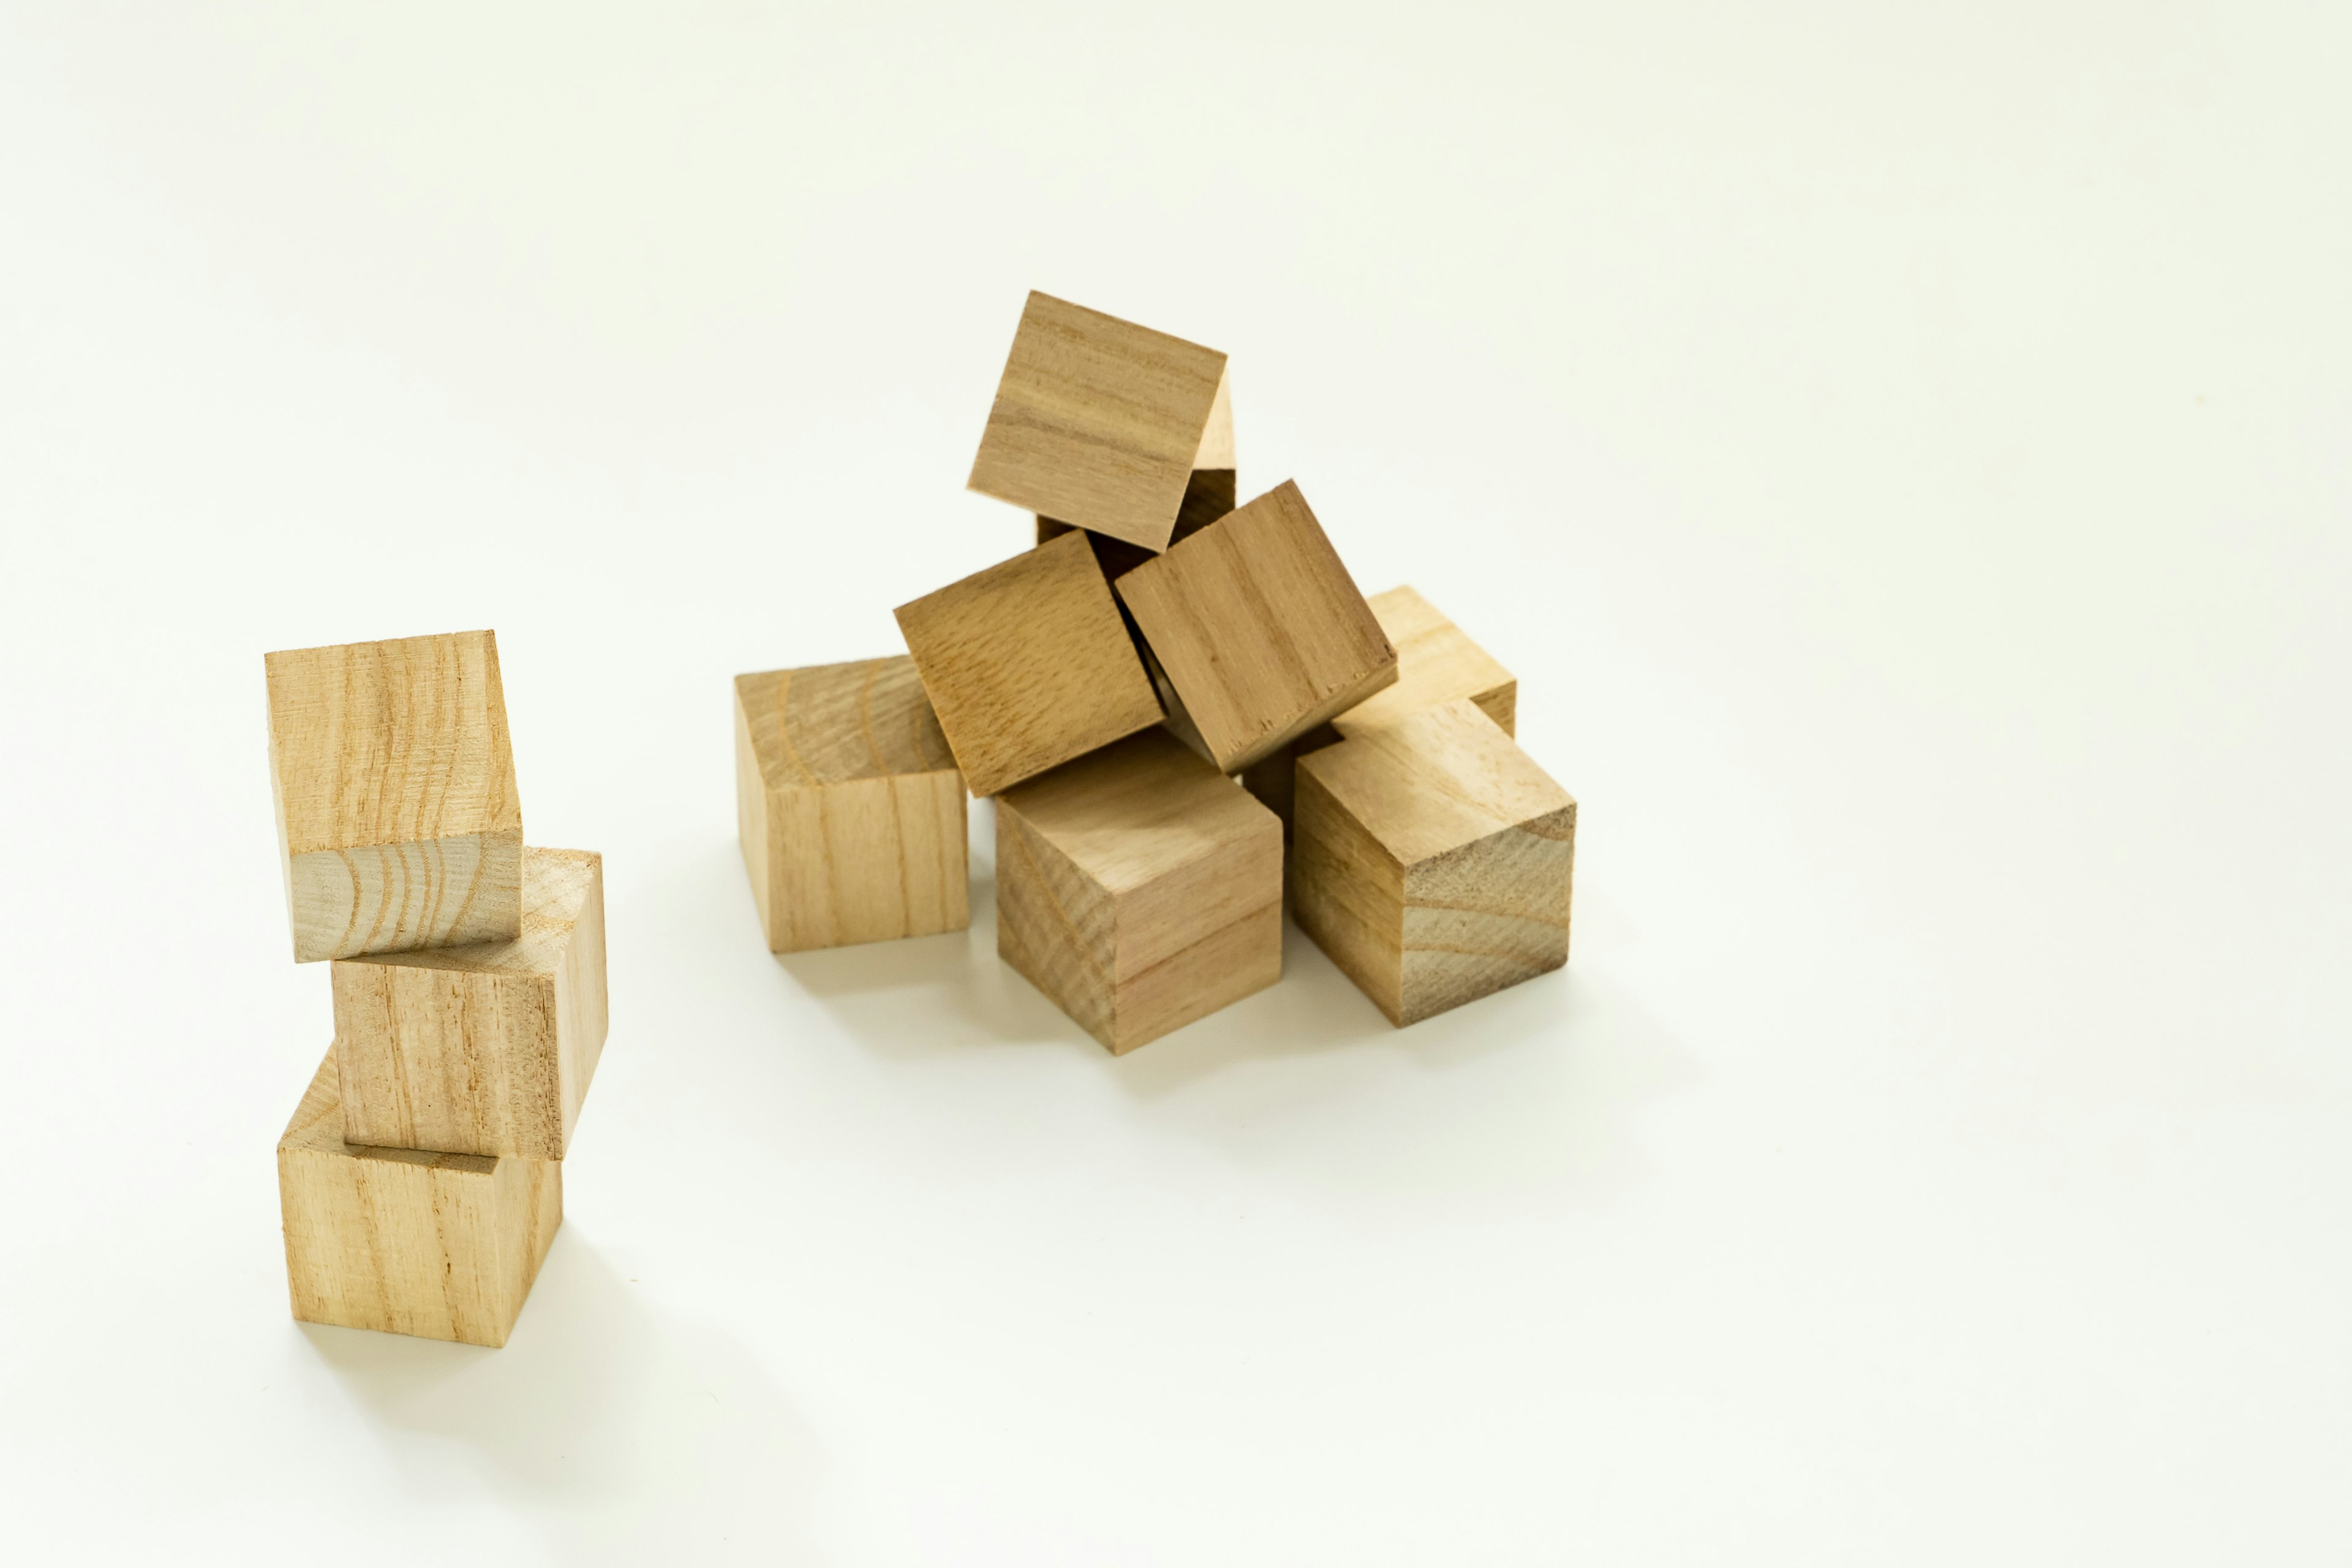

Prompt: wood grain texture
xmin=1292 ymin=699 xmax=1575 ymax=1027
xmin=733 ymin=656 xmax=969 ymax=952
xmin=968 ymin=292 xmax=1227 ymax=552
xmin=279 ymin=1048 xmax=561 ymax=1348
xmin=995 ymin=728 xmax=1281 ymax=1054
xmin=1242 ymin=584 xmax=1517 ymax=835
xmin=895 ymin=532 xmax=1164 ymax=797
xmin=264 ymin=630 xmax=524 ymax=962
xmin=1036 ymin=466 xmax=1237 ymax=582
xmin=1115 ymin=480 xmax=1396 ymax=774
xmin=331 ymin=846 xmax=608 ymax=1159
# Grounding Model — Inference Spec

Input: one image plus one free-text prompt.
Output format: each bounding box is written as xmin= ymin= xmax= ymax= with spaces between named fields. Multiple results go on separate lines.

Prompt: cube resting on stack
xmin=264 ymin=630 xmax=608 ymax=1347
xmin=736 ymin=288 xmax=1578 ymax=1048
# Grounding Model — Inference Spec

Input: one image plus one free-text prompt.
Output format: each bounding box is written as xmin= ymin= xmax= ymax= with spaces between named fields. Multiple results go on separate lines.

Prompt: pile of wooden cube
xmin=737 ymin=293 xmax=1578 ymax=1050
xmin=263 ymin=631 xmax=608 ymax=1347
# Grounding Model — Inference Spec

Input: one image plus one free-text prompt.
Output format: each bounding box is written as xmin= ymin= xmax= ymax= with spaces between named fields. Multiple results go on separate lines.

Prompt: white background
xmin=2 ymin=3 xmax=2346 ymax=1562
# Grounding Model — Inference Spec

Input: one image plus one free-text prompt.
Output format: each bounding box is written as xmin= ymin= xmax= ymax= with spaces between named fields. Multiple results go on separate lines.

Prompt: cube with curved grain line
xmin=734 ymin=655 xmax=970 ymax=952
xmin=263 ymin=630 xmax=524 ymax=962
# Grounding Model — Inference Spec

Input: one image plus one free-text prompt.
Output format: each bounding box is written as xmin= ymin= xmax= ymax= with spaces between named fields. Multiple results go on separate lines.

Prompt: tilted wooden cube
xmin=264 ymin=630 xmax=524 ymax=962
xmin=895 ymin=532 xmax=1164 ymax=797
xmin=1036 ymin=371 xmax=1237 ymax=578
xmin=331 ymin=846 xmax=609 ymax=1159
xmin=1242 ymin=584 xmax=1517 ymax=835
xmin=969 ymin=290 xmax=1229 ymax=552
xmin=734 ymin=656 xmax=969 ymax=952
xmin=279 ymin=1049 xmax=562 ymax=1348
xmin=1292 ymin=699 xmax=1574 ymax=1027
xmin=1116 ymin=480 xmax=1396 ymax=774
xmin=996 ymin=728 xmax=1283 ymax=1054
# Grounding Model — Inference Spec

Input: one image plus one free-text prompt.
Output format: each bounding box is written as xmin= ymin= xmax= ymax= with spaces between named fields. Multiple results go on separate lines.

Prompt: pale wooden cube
xmin=734 ymin=655 xmax=970 ymax=952
xmin=1115 ymin=480 xmax=1396 ymax=774
xmin=278 ymin=1049 xmax=561 ymax=1348
xmin=331 ymin=846 xmax=608 ymax=1159
xmin=968 ymin=290 xmax=1228 ymax=552
xmin=1292 ymin=699 xmax=1575 ymax=1027
xmin=263 ymin=629 xmax=524 ymax=962
xmin=895 ymin=533 xmax=1164 ymax=797
xmin=997 ymin=728 xmax=1282 ymax=1054
xmin=1242 ymin=584 xmax=1517 ymax=836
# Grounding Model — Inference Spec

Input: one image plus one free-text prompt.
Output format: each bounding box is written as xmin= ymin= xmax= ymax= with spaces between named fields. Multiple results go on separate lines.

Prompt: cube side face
xmin=1110 ymin=796 xmax=1283 ymax=979
xmin=995 ymin=801 xmax=1120 ymax=1046
xmin=1110 ymin=888 xmax=1283 ymax=1053
xmin=895 ymin=535 xmax=1163 ymax=797
xmin=1290 ymin=764 xmax=1408 ymax=1026
xmin=1397 ymin=805 xmax=1575 ymax=1025
xmin=969 ymin=292 xmax=1227 ymax=551
xmin=767 ymin=772 xmax=970 ymax=952
xmin=287 ymin=827 xmax=525 ymax=962
xmin=265 ymin=630 xmax=522 ymax=857
xmin=332 ymin=961 xmax=565 ymax=1158
xmin=1117 ymin=481 xmax=1397 ymax=774
xmin=736 ymin=681 xmax=782 ymax=942
xmin=279 ymin=1052 xmax=559 ymax=1348
xmin=552 ymin=851 xmax=609 ymax=1150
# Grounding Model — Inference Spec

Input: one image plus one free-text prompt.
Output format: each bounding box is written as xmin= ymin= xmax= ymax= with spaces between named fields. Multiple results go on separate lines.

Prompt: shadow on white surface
xmin=300 ymin=1234 xmax=821 ymax=1560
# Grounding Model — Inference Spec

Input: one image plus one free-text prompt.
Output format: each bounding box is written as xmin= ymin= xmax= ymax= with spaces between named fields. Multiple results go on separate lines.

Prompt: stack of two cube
xmin=737 ymin=293 xmax=1577 ymax=1050
xmin=265 ymin=631 xmax=609 ymax=1348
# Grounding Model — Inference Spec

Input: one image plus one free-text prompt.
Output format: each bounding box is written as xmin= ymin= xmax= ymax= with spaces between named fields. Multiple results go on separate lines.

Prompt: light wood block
xmin=968 ymin=291 xmax=1228 ymax=552
xmin=279 ymin=1048 xmax=561 ymax=1348
xmin=733 ymin=656 xmax=969 ymax=952
xmin=1115 ymin=480 xmax=1396 ymax=774
xmin=331 ymin=846 xmax=608 ymax=1159
xmin=1035 ymin=372 xmax=1237 ymax=576
xmin=1292 ymin=699 xmax=1575 ymax=1027
xmin=264 ymin=630 xmax=524 ymax=962
xmin=895 ymin=532 xmax=1164 ymax=797
xmin=996 ymin=728 xmax=1282 ymax=1054
xmin=1242 ymin=584 xmax=1517 ymax=835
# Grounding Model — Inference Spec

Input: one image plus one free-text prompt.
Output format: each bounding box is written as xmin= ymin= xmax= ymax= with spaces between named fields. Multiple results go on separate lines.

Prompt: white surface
xmin=2 ymin=3 xmax=2346 ymax=1562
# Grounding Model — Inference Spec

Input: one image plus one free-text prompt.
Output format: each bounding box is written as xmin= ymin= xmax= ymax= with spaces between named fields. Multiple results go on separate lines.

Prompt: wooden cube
xmin=895 ymin=532 xmax=1164 ymax=797
xmin=996 ymin=728 xmax=1282 ymax=1054
xmin=1115 ymin=480 xmax=1397 ymax=774
xmin=264 ymin=630 xmax=524 ymax=962
xmin=1242 ymin=584 xmax=1517 ymax=835
xmin=1035 ymin=372 xmax=1237 ymax=577
xmin=331 ymin=846 xmax=609 ymax=1159
xmin=279 ymin=1048 xmax=561 ymax=1348
xmin=968 ymin=291 xmax=1228 ymax=552
xmin=733 ymin=655 xmax=970 ymax=952
xmin=1292 ymin=699 xmax=1575 ymax=1027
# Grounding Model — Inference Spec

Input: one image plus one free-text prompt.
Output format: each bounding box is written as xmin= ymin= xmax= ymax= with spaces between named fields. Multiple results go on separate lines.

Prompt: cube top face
xmin=345 ymin=845 xmax=598 ymax=979
xmin=968 ymin=292 xmax=1228 ymax=552
xmin=1306 ymin=699 xmax=1575 ymax=867
xmin=997 ymin=728 xmax=1276 ymax=897
xmin=264 ymin=630 xmax=521 ymax=858
xmin=735 ymin=656 xmax=954 ymax=789
xmin=1343 ymin=586 xmax=1517 ymax=736
xmin=1115 ymin=480 xmax=1398 ymax=774
xmin=894 ymin=531 xmax=1164 ymax=797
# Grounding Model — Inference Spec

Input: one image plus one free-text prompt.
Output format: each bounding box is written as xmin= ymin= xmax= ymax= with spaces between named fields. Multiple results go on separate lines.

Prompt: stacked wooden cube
xmin=265 ymin=630 xmax=609 ymax=1347
xmin=739 ymin=292 xmax=1578 ymax=1049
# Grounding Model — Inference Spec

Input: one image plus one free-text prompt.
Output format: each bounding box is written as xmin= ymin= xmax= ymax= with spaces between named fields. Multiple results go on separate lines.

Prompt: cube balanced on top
xmin=263 ymin=630 xmax=608 ymax=1348
xmin=734 ymin=288 xmax=1578 ymax=1047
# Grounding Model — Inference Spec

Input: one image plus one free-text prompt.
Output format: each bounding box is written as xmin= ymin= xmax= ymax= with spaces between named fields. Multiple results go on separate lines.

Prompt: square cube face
xmin=264 ymin=630 xmax=524 ymax=962
xmin=733 ymin=657 xmax=970 ymax=952
xmin=895 ymin=532 xmax=1164 ymax=797
xmin=278 ymin=1050 xmax=562 ymax=1348
xmin=995 ymin=729 xmax=1283 ymax=1053
xmin=968 ymin=292 xmax=1228 ymax=552
xmin=1116 ymin=481 xmax=1397 ymax=775
xmin=331 ymin=846 xmax=608 ymax=1159
xmin=1294 ymin=701 xmax=1575 ymax=1027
